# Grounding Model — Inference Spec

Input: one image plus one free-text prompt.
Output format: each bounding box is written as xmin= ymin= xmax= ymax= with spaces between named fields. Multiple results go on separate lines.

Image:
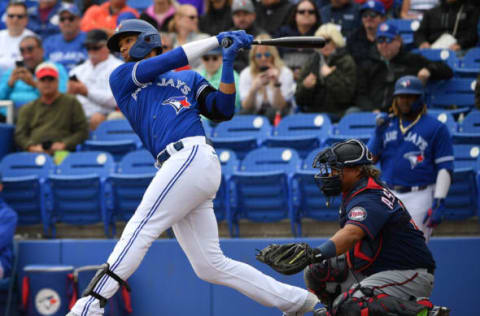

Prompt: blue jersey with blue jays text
xmin=367 ymin=114 xmax=454 ymax=187
xmin=109 ymin=62 xmax=210 ymax=157
xmin=340 ymin=178 xmax=435 ymax=276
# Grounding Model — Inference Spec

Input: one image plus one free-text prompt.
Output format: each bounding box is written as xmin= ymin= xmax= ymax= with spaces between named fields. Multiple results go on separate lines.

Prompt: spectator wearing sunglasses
xmin=238 ymin=34 xmax=295 ymax=124
xmin=346 ymin=0 xmax=386 ymax=67
xmin=320 ymin=0 xmax=361 ymax=38
xmin=43 ymin=4 xmax=87 ymax=72
xmin=68 ymin=29 xmax=123 ymax=131
xmin=355 ymin=21 xmax=453 ymax=112
xmin=295 ymin=23 xmax=356 ymax=121
xmin=274 ymin=0 xmax=321 ymax=80
xmin=0 ymin=35 xmax=68 ymax=110
xmin=27 ymin=0 xmax=62 ymax=40
xmin=14 ymin=62 xmax=88 ymax=154
xmin=0 ymin=2 xmax=35 ymax=74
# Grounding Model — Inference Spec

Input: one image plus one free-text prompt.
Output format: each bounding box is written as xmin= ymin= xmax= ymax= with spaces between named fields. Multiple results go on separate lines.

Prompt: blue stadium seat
xmin=292 ymin=149 xmax=340 ymax=229
xmin=452 ymin=110 xmax=480 ymax=144
xmin=412 ymin=48 xmax=458 ymax=69
xmin=108 ymin=150 xmax=157 ymax=222
xmin=202 ymin=119 xmax=213 ymax=137
xmin=326 ymin=112 xmax=377 ymax=145
xmin=427 ymin=109 xmax=457 ymax=133
xmin=48 ymin=152 xmax=116 ymax=237
xmin=214 ymin=149 xmax=239 ymax=223
xmin=453 ymin=144 xmax=480 ymax=170
xmin=82 ymin=120 xmax=142 ymax=162
xmin=444 ymin=168 xmax=478 ymax=220
xmin=455 ymin=47 xmax=480 ymax=78
xmin=388 ymin=19 xmax=421 ymax=49
xmin=0 ymin=123 xmax=14 ymax=161
xmin=127 ymin=0 xmax=151 ymax=11
xmin=428 ymin=78 xmax=476 ymax=109
xmin=0 ymin=153 xmax=54 ymax=236
xmin=229 ymin=147 xmax=300 ymax=236
xmin=264 ymin=113 xmax=332 ymax=159
xmin=211 ymin=115 xmax=272 ymax=160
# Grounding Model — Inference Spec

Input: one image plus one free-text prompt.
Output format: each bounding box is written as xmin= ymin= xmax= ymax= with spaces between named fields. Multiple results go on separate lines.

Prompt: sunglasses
xmin=8 ymin=14 xmax=26 ymax=19
xmin=85 ymin=44 xmax=104 ymax=51
xmin=59 ymin=16 xmax=76 ymax=22
xmin=297 ymin=9 xmax=316 ymax=15
xmin=20 ymin=45 xmax=36 ymax=54
xmin=202 ymin=55 xmax=220 ymax=62
xmin=377 ymin=37 xmax=394 ymax=44
xmin=362 ymin=11 xmax=379 ymax=18
xmin=39 ymin=76 xmax=56 ymax=82
xmin=255 ymin=52 xmax=272 ymax=59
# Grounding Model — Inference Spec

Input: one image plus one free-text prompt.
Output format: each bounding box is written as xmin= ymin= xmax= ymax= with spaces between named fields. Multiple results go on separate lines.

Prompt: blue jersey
xmin=43 ymin=32 xmax=88 ymax=72
xmin=367 ymin=114 xmax=454 ymax=187
xmin=340 ymin=178 xmax=435 ymax=276
xmin=109 ymin=62 xmax=209 ymax=157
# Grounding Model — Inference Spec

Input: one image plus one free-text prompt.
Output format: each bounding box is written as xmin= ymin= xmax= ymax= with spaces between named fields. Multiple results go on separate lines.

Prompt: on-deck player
xmin=67 ymin=19 xmax=318 ymax=316
xmin=367 ymin=75 xmax=454 ymax=242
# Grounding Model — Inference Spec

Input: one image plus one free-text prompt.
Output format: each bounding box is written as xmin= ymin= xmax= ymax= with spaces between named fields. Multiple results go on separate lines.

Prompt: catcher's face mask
xmin=313 ymin=148 xmax=343 ymax=197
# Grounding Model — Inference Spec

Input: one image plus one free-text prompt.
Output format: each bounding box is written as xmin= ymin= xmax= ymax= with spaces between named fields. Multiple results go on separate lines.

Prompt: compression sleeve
xmin=434 ymin=168 xmax=451 ymax=199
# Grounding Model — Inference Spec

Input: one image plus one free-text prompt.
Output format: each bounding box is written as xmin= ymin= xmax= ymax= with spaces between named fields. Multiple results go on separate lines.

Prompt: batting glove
xmin=216 ymin=31 xmax=253 ymax=63
xmin=423 ymin=198 xmax=445 ymax=228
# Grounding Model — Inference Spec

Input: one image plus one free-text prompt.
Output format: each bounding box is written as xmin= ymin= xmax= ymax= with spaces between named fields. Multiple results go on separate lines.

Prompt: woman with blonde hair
xmin=294 ymin=23 xmax=356 ymax=121
xmin=238 ymin=34 xmax=295 ymax=124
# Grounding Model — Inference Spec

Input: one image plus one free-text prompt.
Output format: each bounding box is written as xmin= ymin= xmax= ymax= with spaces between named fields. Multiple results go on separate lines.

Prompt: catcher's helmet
xmin=313 ymin=139 xmax=373 ymax=171
xmin=107 ymin=19 xmax=162 ymax=60
xmin=393 ymin=75 xmax=425 ymax=112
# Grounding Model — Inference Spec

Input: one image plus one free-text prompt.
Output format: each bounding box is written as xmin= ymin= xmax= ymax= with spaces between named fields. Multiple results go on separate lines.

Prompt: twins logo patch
xmin=35 ymin=288 xmax=61 ymax=315
xmin=403 ymin=151 xmax=424 ymax=169
xmin=163 ymin=96 xmax=192 ymax=114
xmin=348 ymin=206 xmax=367 ymax=221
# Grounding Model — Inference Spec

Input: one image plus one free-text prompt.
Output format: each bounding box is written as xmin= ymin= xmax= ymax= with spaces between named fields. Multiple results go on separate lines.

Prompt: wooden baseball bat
xmin=221 ymin=36 xmax=326 ymax=49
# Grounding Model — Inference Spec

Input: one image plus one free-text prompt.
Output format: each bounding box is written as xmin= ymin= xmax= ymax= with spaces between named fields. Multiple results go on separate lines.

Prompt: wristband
xmin=316 ymin=239 xmax=336 ymax=259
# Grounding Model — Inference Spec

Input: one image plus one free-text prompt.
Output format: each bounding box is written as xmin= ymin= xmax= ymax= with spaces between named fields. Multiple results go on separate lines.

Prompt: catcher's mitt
xmin=256 ymin=243 xmax=319 ymax=275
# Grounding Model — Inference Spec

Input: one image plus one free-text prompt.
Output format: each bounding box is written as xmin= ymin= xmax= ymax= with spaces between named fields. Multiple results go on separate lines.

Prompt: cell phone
xmin=259 ymin=66 xmax=269 ymax=72
xmin=69 ymin=74 xmax=78 ymax=81
xmin=15 ymin=60 xmax=24 ymax=67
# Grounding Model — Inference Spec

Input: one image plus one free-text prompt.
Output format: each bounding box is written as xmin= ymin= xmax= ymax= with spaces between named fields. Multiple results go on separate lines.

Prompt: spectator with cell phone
xmin=238 ymin=33 xmax=294 ymax=123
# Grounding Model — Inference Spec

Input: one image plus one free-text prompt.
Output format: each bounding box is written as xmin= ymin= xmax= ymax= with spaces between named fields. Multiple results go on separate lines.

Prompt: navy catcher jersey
xmin=109 ymin=62 xmax=210 ymax=157
xmin=340 ymin=178 xmax=436 ymax=276
xmin=367 ymin=114 xmax=454 ymax=187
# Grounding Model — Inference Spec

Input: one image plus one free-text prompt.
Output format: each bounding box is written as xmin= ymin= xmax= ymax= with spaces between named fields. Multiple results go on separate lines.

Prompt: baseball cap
xmin=360 ymin=0 xmax=386 ymax=16
xmin=35 ymin=62 xmax=59 ymax=79
xmin=376 ymin=21 xmax=399 ymax=40
xmin=59 ymin=3 xmax=81 ymax=16
xmin=117 ymin=12 xmax=137 ymax=26
xmin=84 ymin=29 xmax=108 ymax=45
xmin=232 ymin=0 xmax=255 ymax=14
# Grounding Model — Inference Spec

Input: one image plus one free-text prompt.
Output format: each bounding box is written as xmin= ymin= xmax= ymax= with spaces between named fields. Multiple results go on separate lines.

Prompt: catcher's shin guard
xmin=82 ymin=263 xmax=130 ymax=307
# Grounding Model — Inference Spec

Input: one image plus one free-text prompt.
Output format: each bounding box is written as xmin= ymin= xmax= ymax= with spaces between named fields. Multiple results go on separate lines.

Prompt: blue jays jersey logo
xmin=403 ymin=151 xmax=425 ymax=169
xmin=163 ymin=96 xmax=192 ymax=114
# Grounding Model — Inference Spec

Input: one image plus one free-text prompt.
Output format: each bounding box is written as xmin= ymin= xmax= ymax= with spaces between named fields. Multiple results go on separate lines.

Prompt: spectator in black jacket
xmin=415 ymin=0 xmax=478 ymax=52
xmin=199 ymin=0 xmax=234 ymax=35
xmin=255 ymin=0 xmax=293 ymax=36
xmin=355 ymin=21 xmax=453 ymax=111
xmin=346 ymin=0 xmax=386 ymax=66
xmin=320 ymin=0 xmax=361 ymax=38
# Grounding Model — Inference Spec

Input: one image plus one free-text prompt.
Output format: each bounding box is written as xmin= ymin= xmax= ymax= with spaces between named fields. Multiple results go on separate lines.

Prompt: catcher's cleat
xmin=313 ymin=307 xmax=330 ymax=316
xmin=429 ymin=306 xmax=450 ymax=316
xmin=282 ymin=292 xmax=319 ymax=316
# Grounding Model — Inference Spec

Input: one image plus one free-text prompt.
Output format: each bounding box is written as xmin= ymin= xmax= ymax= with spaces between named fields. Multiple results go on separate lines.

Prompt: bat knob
xmin=221 ymin=37 xmax=233 ymax=48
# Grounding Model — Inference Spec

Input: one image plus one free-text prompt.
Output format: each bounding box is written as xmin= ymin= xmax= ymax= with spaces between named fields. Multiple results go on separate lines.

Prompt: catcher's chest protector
xmin=22 ymin=265 xmax=75 ymax=316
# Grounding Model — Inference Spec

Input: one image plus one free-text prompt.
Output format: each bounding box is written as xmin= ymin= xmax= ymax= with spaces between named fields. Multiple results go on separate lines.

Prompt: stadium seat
xmin=264 ymin=113 xmax=332 ymax=159
xmin=214 ymin=149 xmax=239 ymax=223
xmin=0 ymin=241 xmax=18 ymax=316
xmin=292 ymin=149 xmax=341 ymax=231
xmin=427 ymin=109 xmax=457 ymax=133
xmin=412 ymin=48 xmax=458 ymax=69
xmin=444 ymin=168 xmax=478 ymax=220
xmin=0 ymin=123 xmax=14 ymax=161
xmin=453 ymin=144 xmax=480 ymax=170
xmin=326 ymin=112 xmax=377 ymax=145
xmin=229 ymin=147 xmax=300 ymax=237
xmin=211 ymin=115 xmax=272 ymax=160
xmin=454 ymin=47 xmax=480 ymax=78
xmin=388 ymin=19 xmax=421 ymax=49
xmin=82 ymin=119 xmax=142 ymax=162
xmin=0 ymin=153 xmax=54 ymax=236
xmin=48 ymin=152 xmax=116 ymax=237
xmin=428 ymin=78 xmax=476 ymax=109
xmin=108 ymin=150 xmax=157 ymax=222
xmin=127 ymin=0 xmax=151 ymax=11
xmin=452 ymin=110 xmax=480 ymax=144
xmin=202 ymin=119 xmax=213 ymax=137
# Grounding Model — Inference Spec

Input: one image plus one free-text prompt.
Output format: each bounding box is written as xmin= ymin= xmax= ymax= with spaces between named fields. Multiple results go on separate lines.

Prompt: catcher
xmin=257 ymin=139 xmax=449 ymax=316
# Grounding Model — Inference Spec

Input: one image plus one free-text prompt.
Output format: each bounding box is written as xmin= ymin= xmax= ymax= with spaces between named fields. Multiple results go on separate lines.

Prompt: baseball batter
xmin=67 ymin=20 xmax=318 ymax=316
xmin=367 ymin=75 xmax=454 ymax=242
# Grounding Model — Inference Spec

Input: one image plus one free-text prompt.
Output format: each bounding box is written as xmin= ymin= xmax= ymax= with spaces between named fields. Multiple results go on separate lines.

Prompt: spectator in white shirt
xmin=68 ymin=29 xmax=123 ymax=130
xmin=0 ymin=2 xmax=35 ymax=75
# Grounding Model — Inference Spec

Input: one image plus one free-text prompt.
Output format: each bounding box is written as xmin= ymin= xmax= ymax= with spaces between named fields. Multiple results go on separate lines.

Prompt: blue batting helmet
xmin=393 ymin=75 xmax=425 ymax=112
xmin=107 ymin=19 xmax=162 ymax=60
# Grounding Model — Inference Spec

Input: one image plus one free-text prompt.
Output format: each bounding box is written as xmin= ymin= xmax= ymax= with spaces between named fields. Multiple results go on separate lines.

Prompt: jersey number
xmin=381 ymin=189 xmax=395 ymax=210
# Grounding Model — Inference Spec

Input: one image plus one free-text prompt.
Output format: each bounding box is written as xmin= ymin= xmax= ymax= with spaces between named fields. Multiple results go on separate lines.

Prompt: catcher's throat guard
xmin=82 ymin=263 xmax=130 ymax=308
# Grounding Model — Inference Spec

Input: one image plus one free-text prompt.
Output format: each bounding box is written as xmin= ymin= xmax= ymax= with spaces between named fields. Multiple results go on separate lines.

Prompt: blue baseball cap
xmin=59 ymin=3 xmax=81 ymax=17
xmin=117 ymin=12 xmax=137 ymax=26
xmin=360 ymin=0 xmax=386 ymax=16
xmin=376 ymin=21 xmax=399 ymax=40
